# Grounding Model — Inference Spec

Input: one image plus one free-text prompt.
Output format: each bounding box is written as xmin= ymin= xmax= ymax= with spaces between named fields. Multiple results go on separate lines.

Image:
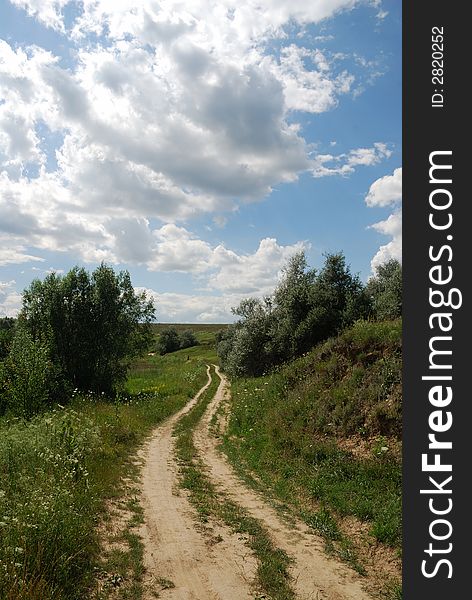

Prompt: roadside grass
xmin=221 ymin=320 xmax=402 ymax=597
xmin=0 ymin=342 xmax=213 ymax=600
xmin=174 ymin=365 xmax=295 ymax=600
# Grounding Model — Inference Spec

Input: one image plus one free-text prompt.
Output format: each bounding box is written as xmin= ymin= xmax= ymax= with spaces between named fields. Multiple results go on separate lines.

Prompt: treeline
xmin=217 ymin=252 xmax=401 ymax=377
xmin=0 ymin=264 xmax=154 ymax=418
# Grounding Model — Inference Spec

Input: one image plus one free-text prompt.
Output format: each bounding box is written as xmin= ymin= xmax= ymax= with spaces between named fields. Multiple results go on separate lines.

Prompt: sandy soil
xmin=192 ymin=366 xmax=375 ymax=600
xmin=139 ymin=366 xmax=257 ymax=599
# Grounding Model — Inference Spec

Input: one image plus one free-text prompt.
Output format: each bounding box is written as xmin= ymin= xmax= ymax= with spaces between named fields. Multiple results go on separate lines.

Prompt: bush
xmin=366 ymin=259 xmax=402 ymax=321
xmin=157 ymin=328 xmax=200 ymax=355
xmin=2 ymin=326 xmax=53 ymax=418
xmin=218 ymin=251 xmax=371 ymax=376
xmin=179 ymin=329 xmax=199 ymax=350
xmin=0 ymin=317 xmax=15 ymax=359
xmin=157 ymin=327 xmax=181 ymax=354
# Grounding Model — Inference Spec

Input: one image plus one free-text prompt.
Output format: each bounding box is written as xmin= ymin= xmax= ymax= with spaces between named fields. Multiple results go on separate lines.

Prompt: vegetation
xmin=156 ymin=326 xmax=199 ymax=355
xmin=0 ymin=339 xmax=211 ymax=600
xmin=366 ymin=259 xmax=402 ymax=321
xmin=1 ymin=326 xmax=53 ymax=418
xmin=0 ymin=317 xmax=15 ymax=359
xmin=20 ymin=264 xmax=155 ymax=400
xmin=0 ymin=248 xmax=402 ymax=599
xmin=222 ymin=319 xmax=402 ymax=550
xmin=217 ymin=251 xmax=375 ymax=377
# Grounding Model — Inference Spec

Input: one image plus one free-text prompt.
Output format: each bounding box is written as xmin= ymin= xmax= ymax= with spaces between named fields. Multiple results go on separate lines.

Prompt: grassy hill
xmin=222 ymin=319 xmax=402 ymax=593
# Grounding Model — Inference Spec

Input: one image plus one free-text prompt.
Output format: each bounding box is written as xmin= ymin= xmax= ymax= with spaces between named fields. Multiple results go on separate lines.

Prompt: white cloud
xmin=313 ymin=142 xmax=392 ymax=177
xmin=137 ymin=289 xmax=236 ymax=323
xmin=0 ymin=245 xmax=45 ymax=266
xmin=365 ymin=167 xmax=402 ymax=207
xmin=8 ymin=0 xmax=70 ymax=32
xmin=207 ymin=237 xmax=308 ymax=294
xmin=1 ymin=1 xmax=390 ymax=268
xmin=365 ymin=168 xmax=402 ymax=271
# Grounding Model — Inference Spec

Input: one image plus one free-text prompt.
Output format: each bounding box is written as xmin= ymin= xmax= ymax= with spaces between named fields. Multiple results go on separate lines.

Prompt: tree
xmin=3 ymin=326 xmax=52 ymax=418
xmin=366 ymin=259 xmax=402 ymax=320
xmin=20 ymin=264 xmax=155 ymax=396
xmin=217 ymin=251 xmax=371 ymax=377
xmin=0 ymin=317 xmax=16 ymax=359
xmin=157 ymin=327 xmax=181 ymax=355
xmin=179 ymin=330 xmax=199 ymax=350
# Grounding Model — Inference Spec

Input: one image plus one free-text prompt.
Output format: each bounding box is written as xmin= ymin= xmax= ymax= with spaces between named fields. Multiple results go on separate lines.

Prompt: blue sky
xmin=0 ymin=0 xmax=401 ymax=322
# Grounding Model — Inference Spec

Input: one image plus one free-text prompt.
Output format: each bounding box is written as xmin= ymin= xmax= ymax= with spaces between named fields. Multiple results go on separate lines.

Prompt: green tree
xmin=21 ymin=264 xmax=155 ymax=396
xmin=0 ymin=317 xmax=16 ymax=359
xmin=179 ymin=329 xmax=199 ymax=350
xmin=366 ymin=259 xmax=402 ymax=320
xmin=157 ymin=327 xmax=181 ymax=355
xmin=217 ymin=251 xmax=371 ymax=376
xmin=3 ymin=326 xmax=52 ymax=418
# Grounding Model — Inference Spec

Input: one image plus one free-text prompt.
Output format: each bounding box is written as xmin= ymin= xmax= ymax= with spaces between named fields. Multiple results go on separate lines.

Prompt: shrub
xmin=366 ymin=259 xmax=402 ymax=320
xmin=157 ymin=327 xmax=181 ymax=355
xmin=179 ymin=329 xmax=199 ymax=350
xmin=3 ymin=326 xmax=53 ymax=418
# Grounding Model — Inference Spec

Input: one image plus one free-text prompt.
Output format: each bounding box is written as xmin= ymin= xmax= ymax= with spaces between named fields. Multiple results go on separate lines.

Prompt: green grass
xmin=0 ymin=337 xmax=217 ymax=600
xmin=174 ymin=365 xmax=295 ymax=600
xmin=222 ymin=320 xmax=402 ymax=554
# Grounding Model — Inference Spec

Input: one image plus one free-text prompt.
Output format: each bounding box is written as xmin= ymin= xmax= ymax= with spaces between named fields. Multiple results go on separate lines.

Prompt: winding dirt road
xmin=138 ymin=365 xmax=375 ymax=600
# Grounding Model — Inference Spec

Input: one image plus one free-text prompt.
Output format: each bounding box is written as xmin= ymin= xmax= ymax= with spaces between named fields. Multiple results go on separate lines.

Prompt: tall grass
xmin=223 ymin=319 xmax=402 ymax=549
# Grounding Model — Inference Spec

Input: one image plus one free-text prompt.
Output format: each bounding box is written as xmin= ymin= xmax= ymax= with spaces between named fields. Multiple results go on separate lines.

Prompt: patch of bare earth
xmin=194 ymin=366 xmax=381 ymax=600
xmin=138 ymin=366 xmax=257 ymax=599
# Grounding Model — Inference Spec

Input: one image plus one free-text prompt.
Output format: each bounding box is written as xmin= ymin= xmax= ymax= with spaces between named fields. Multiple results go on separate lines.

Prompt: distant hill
xmin=151 ymin=323 xmax=228 ymax=334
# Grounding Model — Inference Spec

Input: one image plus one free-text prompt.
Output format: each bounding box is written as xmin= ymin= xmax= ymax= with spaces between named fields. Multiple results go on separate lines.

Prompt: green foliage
xmin=0 ymin=317 xmax=16 ymax=359
xmin=224 ymin=319 xmax=402 ymax=550
xmin=2 ymin=326 xmax=53 ymax=418
xmin=366 ymin=259 xmax=402 ymax=320
xmin=157 ymin=327 xmax=181 ymax=355
xmin=20 ymin=264 xmax=155 ymax=397
xmin=178 ymin=329 xmax=199 ymax=350
xmin=157 ymin=327 xmax=200 ymax=355
xmin=218 ymin=251 xmax=371 ymax=377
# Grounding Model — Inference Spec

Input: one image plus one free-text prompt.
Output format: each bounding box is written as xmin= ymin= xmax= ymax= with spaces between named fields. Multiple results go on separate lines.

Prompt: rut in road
xmin=193 ymin=365 xmax=375 ymax=600
xmin=138 ymin=366 xmax=257 ymax=600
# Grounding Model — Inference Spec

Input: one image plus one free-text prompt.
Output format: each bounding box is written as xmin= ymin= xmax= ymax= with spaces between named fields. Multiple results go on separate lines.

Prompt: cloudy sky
xmin=0 ymin=0 xmax=401 ymax=322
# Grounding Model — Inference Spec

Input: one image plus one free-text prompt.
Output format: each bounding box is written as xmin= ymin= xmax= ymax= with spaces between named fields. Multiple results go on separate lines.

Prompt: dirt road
xmin=139 ymin=365 xmax=374 ymax=600
xmin=139 ymin=366 xmax=256 ymax=599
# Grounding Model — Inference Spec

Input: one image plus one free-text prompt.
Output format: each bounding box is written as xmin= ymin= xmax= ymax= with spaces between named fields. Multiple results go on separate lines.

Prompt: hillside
xmin=222 ymin=319 xmax=402 ymax=596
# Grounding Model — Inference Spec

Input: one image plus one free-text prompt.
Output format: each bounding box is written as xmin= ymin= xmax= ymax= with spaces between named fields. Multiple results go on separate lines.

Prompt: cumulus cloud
xmin=365 ymin=167 xmax=402 ymax=207
xmin=1 ymin=1 xmax=390 ymax=271
xmin=365 ymin=168 xmax=402 ymax=271
xmin=136 ymin=289 xmax=237 ymax=323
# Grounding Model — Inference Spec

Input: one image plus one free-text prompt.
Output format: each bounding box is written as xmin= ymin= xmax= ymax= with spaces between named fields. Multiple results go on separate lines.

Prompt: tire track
xmin=139 ymin=366 xmax=256 ymax=599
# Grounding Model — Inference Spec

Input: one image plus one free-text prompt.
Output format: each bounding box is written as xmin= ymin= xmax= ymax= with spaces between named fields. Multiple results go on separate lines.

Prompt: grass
xmin=221 ymin=320 xmax=402 ymax=597
xmin=174 ymin=365 xmax=295 ymax=600
xmin=0 ymin=330 xmax=216 ymax=600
